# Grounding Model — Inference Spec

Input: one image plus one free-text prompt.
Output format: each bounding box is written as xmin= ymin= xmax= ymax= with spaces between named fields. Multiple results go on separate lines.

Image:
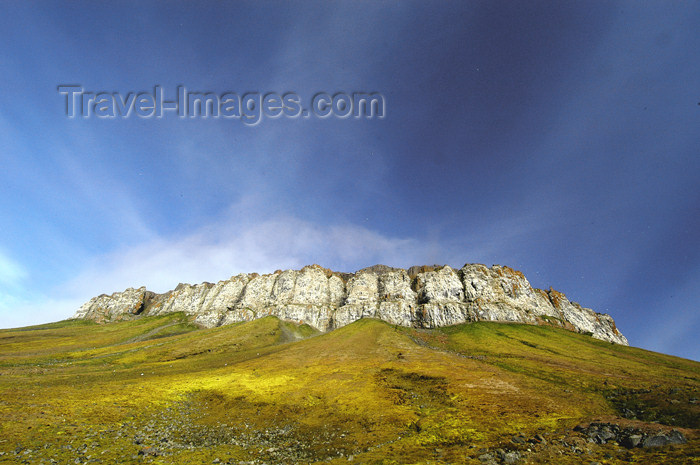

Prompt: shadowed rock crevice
xmin=74 ymin=262 xmax=628 ymax=345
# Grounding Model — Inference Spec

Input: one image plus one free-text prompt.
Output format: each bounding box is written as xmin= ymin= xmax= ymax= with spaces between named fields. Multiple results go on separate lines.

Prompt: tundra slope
xmin=74 ymin=263 xmax=628 ymax=345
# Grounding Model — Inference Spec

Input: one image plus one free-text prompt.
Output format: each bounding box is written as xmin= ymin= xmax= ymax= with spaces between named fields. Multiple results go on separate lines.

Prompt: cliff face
xmin=73 ymin=263 xmax=628 ymax=345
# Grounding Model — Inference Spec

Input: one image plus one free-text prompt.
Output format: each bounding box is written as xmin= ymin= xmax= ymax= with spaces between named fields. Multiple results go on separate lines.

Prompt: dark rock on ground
xmin=642 ymin=430 xmax=687 ymax=448
xmin=575 ymin=422 xmax=687 ymax=449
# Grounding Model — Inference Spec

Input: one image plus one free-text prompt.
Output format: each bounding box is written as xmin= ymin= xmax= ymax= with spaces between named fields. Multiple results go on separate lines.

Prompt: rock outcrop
xmin=73 ymin=263 xmax=628 ymax=345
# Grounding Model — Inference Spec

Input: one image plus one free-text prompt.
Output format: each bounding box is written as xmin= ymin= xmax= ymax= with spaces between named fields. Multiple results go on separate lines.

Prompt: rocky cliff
xmin=73 ymin=263 xmax=628 ymax=345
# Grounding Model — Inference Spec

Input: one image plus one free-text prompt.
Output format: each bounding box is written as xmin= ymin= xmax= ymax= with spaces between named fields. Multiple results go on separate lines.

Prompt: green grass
xmin=0 ymin=315 xmax=697 ymax=464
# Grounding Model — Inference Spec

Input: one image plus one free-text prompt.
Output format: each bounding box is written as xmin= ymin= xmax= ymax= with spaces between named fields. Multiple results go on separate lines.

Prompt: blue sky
xmin=1 ymin=1 xmax=699 ymax=360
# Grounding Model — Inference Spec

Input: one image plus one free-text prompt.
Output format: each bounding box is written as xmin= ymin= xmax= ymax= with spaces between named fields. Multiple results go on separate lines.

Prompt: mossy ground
xmin=0 ymin=314 xmax=697 ymax=464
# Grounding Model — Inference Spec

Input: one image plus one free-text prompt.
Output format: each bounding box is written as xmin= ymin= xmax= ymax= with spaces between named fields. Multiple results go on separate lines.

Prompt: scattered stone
xmin=622 ymin=434 xmax=642 ymax=448
xmin=576 ymin=422 xmax=687 ymax=449
xmin=138 ymin=446 xmax=160 ymax=457
xmin=642 ymin=431 xmax=687 ymax=448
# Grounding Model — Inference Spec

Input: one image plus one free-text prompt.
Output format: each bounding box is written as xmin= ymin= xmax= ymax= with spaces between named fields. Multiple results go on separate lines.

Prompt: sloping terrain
xmin=0 ymin=314 xmax=697 ymax=464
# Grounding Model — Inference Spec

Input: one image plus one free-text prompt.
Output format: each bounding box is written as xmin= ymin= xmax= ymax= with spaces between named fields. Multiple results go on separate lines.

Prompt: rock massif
xmin=73 ymin=263 xmax=628 ymax=345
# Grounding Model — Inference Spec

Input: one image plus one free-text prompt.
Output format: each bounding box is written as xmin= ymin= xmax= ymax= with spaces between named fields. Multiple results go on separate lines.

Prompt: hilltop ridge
xmin=74 ymin=263 xmax=627 ymax=345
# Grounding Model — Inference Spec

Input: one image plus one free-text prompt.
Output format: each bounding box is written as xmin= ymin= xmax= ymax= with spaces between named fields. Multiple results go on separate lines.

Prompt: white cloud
xmin=0 ymin=199 xmax=567 ymax=330
xmin=62 ymin=214 xmax=440 ymax=299
xmin=0 ymin=251 xmax=75 ymax=329
xmin=1 ymin=214 xmax=443 ymax=328
xmin=0 ymin=250 xmax=26 ymax=287
xmin=1 ymin=296 xmax=85 ymax=330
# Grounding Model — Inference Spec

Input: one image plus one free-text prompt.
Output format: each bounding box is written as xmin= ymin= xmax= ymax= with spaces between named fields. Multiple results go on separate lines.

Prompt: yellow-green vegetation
xmin=0 ymin=315 xmax=697 ymax=464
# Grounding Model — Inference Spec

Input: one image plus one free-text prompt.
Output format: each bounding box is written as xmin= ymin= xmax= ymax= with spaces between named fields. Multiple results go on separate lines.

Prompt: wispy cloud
xmin=0 ymin=250 xmax=31 ymax=321
xmin=1 ymin=296 xmax=85 ymax=330
xmin=62 ymin=214 xmax=440 ymax=298
xmin=0 ymin=211 xmax=442 ymax=328
xmin=0 ymin=250 xmax=26 ymax=288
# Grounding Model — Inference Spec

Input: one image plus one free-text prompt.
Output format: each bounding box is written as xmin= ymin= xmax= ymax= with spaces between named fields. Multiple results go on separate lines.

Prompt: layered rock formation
xmin=73 ymin=263 xmax=628 ymax=345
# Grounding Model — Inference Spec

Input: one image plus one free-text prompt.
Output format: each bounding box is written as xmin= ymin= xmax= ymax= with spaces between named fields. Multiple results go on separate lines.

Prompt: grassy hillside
xmin=0 ymin=315 xmax=697 ymax=464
